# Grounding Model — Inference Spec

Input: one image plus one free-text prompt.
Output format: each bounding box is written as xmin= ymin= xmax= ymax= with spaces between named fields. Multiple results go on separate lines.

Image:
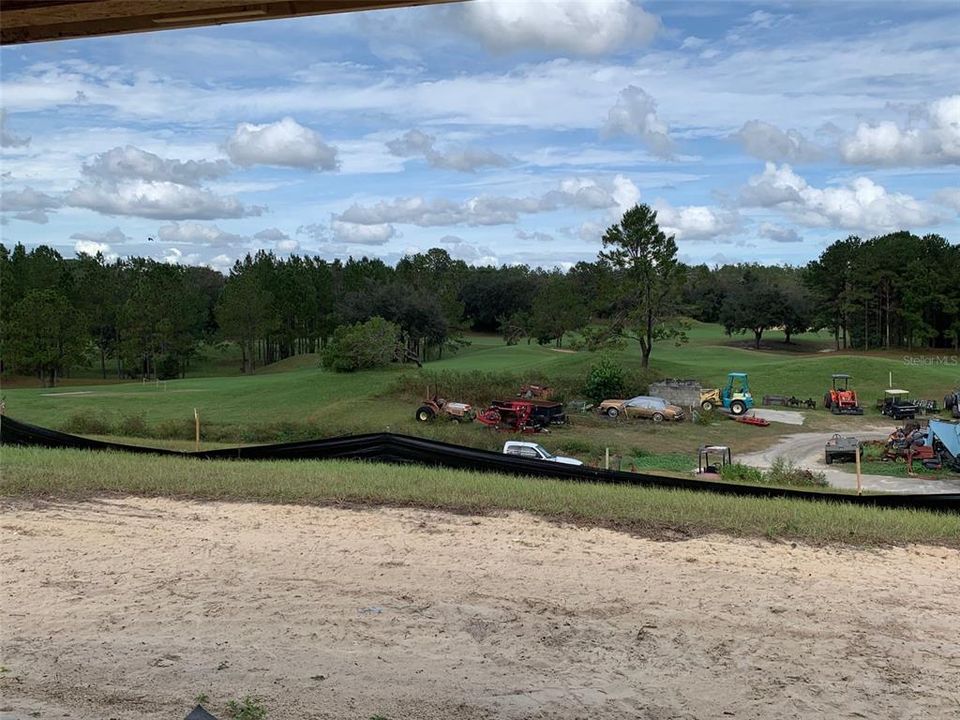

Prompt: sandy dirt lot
xmin=2 ymin=498 xmax=958 ymax=720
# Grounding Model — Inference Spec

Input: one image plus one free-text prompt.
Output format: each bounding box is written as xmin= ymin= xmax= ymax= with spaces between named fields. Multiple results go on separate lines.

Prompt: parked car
xmin=502 ymin=441 xmax=583 ymax=465
xmin=598 ymin=396 xmax=685 ymax=422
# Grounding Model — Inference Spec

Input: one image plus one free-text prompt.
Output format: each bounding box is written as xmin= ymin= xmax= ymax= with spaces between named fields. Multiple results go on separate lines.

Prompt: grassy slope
xmin=2 ymin=324 xmax=956 ymax=474
xmin=4 ymin=446 xmax=958 ymax=547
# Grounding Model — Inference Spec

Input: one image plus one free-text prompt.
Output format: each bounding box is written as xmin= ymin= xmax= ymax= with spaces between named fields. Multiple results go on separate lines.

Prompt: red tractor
xmin=475 ymin=400 xmax=542 ymax=433
xmin=823 ymin=373 xmax=864 ymax=415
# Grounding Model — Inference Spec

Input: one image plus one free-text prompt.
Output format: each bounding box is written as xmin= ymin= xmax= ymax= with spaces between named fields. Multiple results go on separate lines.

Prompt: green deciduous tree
xmin=321 ymin=316 xmax=401 ymax=372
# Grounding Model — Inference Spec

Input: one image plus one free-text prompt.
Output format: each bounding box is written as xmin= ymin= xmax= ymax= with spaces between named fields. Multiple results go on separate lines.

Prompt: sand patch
xmin=1 ymin=497 xmax=958 ymax=719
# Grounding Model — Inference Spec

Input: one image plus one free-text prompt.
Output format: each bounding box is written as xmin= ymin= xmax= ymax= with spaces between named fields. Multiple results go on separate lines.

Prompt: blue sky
xmin=1 ymin=0 xmax=958 ymax=271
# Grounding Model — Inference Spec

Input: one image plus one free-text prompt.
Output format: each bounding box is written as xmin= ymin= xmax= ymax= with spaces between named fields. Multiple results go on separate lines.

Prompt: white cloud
xmin=758 ymin=222 xmax=802 ymax=243
xmin=82 ymin=145 xmax=231 ymax=185
xmin=933 ymin=188 xmax=960 ymax=213
xmin=460 ymin=0 xmax=659 ymax=56
xmin=601 ymin=86 xmax=673 ymax=159
xmin=515 ymin=229 xmax=555 ymax=243
xmin=225 ymin=117 xmax=338 ymax=170
xmin=0 ymin=110 xmax=30 ymax=148
xmin=70 ymin=227 xmax=132 ymax=245
xmin=740 ymin=162 xmax=942 ymax=231
xmin=330 ymin=219 xmax=397 ymax=245
xmin=73 ymin=239 xmax=119 ymax=260
xmin=252 ymin=227 xmax=298 ymax=252
xmin=386 ymin=129 xmax=512 ymax=172
xmin=840 ymin=95 xmax=960 ymax=166
xmin=68 ymin=180 xmax=263 ymax=220
xmin=1 ymin=186 xmax=61 ymax=223
xmin=653 ymin=201 xmax=739 ymax=241
xmin=156 ymin=221 xmax=247 ymax=247
xmin=335 ymin=176 xmax=634 ymax=228
xmin=162 ymin=246 xmax=201 ymax=266
xmin=438 ymin=235 xmax=498 ymax=265
xmin=733 ymin=120 xmax=822 ymax=162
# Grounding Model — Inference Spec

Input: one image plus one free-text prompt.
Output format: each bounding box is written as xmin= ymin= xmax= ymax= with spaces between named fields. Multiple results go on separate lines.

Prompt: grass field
xmin=3 ymin=446 xmax=958 ymax=546
xmin=2 ymin=323 xmax=957 ymax=473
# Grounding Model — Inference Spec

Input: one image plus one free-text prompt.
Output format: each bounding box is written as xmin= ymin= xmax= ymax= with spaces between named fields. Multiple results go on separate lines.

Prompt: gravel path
xmin=739 ymin=429 xmax=960 ymax=494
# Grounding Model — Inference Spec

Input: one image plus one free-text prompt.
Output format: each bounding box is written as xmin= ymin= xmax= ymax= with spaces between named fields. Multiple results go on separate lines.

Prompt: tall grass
xmin=3 ymin=446 xmax=957 ymax=547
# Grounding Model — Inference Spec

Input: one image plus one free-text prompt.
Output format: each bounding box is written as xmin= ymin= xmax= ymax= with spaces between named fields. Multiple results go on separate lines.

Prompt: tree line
xmin=1 ymin=207 xmax=957 ymax=385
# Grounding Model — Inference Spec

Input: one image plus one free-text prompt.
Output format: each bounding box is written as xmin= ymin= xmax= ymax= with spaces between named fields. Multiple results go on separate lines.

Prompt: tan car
xmin=598 ymin=395 xmax=685 ymax=422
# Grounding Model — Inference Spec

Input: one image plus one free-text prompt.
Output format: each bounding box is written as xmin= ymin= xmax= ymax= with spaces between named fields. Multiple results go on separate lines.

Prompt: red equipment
xmin=475 ymin=400 xmax=542 ymax=433
xmin=824 ymin=374 xmax=864 ymax=415
xmin=729 ymin=414 xmax=770 ymax=427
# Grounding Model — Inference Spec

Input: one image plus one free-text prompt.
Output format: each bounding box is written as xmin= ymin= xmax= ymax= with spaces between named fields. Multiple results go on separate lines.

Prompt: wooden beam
xmin=1 ymin=0 xmax=461 ymax=45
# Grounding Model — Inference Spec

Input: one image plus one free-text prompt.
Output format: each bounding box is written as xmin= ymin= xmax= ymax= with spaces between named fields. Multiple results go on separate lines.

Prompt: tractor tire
xmin=415 ymin=406 xmax=435 ymax=422
xmin=700 ymin=400 xmax=714 ymax=412
xmin=946 ymin=394 xmax=956 ymax=410
xmin=606 ymin=407 xmax=619 ymax=418
xmin=652 ymin=412 xmax=664 ymax=423
xmin=730 ymin=400 xmax=746 ymax=416
xmin=823 ymin=393 xmax=832 ymax=410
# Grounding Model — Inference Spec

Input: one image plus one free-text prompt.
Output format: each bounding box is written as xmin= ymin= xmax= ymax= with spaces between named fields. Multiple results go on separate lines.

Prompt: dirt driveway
xmin=739 ymin=429 xmax=960 ymax=494
xmin=2 ymin=498 xmax=958 ymax=720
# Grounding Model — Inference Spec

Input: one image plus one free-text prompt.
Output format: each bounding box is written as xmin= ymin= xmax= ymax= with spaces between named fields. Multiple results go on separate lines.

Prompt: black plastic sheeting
xmin=3 ymin=415 xmax=959 ymax=512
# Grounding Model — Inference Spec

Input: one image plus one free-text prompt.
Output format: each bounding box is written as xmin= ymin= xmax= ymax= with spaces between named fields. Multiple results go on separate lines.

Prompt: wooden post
xmin=855 ymin=442 xmax=862 ymax=495
xmin=194 ymin=408 xmax=200 ymax=452
xmin=889 ymin=371 xmax=892 ymax=388
xmin=605 ymin=447 xmax=610 ymax=470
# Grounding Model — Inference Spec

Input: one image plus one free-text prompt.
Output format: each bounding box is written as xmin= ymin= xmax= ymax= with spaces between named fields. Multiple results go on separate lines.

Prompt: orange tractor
xmin=823 ymin=373 xmax=864 ymax=415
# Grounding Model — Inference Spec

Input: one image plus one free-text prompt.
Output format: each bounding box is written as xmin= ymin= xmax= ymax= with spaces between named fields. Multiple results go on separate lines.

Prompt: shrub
xmin=720 ymin=463 xmax=764 ymax=484
xmin=225 ymin=696 xmax=267 ymax=720
xmin=583 ymin=355 xmax=625 ymax=403
xmin=766 ymin=456 xmax=828 ymax=487
xmin=322 ymin=317 xmax=400 ymax=373
xmin=156 ymin=354 xmax=180 ymax=380
xmin=61 ymin=411 xmax=113 ymax=436
xmin=118 ymin=414 xmax=148 ymax=437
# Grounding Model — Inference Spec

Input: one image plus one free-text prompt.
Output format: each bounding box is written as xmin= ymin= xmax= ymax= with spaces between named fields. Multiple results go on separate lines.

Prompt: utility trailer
xmin=824 ymin=434 xmax=862 ymax=464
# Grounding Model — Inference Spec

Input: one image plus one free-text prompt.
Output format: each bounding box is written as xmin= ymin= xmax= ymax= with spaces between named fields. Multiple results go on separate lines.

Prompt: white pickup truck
xmin=502 ymin=441 xmax=583 ymax=465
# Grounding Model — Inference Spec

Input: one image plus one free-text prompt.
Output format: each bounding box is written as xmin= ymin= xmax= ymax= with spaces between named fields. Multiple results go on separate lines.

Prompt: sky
xmin=1 ymin=0 xmax=958 ymax=272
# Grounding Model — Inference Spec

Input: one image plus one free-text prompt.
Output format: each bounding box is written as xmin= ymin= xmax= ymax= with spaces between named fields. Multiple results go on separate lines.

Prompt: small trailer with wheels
xmin=824 ymin=434 xmax=861 ymax=464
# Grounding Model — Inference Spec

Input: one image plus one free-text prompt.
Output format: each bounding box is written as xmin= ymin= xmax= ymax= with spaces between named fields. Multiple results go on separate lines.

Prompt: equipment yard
xmin=2 ymin=498 xmax=959 ymax=720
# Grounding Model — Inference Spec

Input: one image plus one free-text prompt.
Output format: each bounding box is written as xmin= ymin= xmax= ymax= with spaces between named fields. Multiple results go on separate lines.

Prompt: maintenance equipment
xmin=823 ymin=373 xmax=864 ymax=415
xmin=697 ymin=445 xmax=732 ymax=476
xmin=700 ymin=372 xmax=754 ymax=416
xmin=824 ymin=434 xmax=862 ymax=464
xmin=415 ymin=391 xmax=475 ymax=423
xmin=945 ymin=389 xmax=960 ymax=419
xmin=879 ymin=389 xmax=919 ymax=420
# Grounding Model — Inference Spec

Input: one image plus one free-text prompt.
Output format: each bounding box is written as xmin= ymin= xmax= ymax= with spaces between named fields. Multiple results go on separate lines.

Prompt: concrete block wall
xmin=649 ymin=379 xmax=703 ymax=409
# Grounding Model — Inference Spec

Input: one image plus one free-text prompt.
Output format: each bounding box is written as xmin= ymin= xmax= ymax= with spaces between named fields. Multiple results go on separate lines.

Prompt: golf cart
xmin=697 ymin=445 xmax=732 ymax=476
xmin=879 ymin=389 xmax=919 ymax=420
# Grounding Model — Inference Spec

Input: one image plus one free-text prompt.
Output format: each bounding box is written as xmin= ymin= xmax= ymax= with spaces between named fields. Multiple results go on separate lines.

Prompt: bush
xmin=583 ymin=355 xmax=625 ymax=403
xmin=720 ymin=462 xmax=765 ymax=484
xmin=61 ymin=411 xmax=113 ymax=436
xmin=322 ymin=317 xmax=400 ymax=373
xmin=118 ymin=414 xmax=148 ymax=437
xmin=766 ymin=456 xmax=828 ymax=487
